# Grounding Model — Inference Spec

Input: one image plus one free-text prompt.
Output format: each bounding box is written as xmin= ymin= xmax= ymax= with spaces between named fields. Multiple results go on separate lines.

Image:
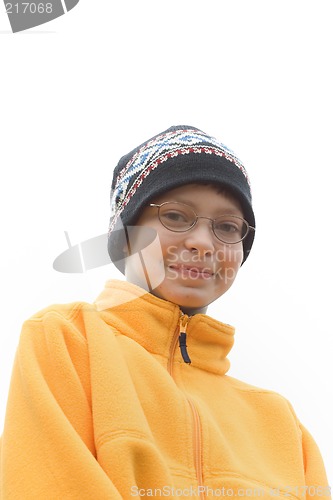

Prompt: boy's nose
xmin=183 ymin=219 xmax=216 ymax=256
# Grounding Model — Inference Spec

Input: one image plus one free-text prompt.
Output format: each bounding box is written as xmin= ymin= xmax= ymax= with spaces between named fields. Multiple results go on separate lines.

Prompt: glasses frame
xmin=149 ymin=201 xmax=255 ymax=244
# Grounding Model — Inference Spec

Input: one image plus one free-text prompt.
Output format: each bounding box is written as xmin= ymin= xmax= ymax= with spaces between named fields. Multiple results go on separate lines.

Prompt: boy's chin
xmin=151 ymin=284 xmax=218 ymax=311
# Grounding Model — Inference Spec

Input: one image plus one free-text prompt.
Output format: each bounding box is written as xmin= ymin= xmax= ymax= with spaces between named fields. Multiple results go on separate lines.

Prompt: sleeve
xmin=300 ymin=422 xmax=332 ymax=500
xmin=0 ymin=307 xmax=122 ymax=500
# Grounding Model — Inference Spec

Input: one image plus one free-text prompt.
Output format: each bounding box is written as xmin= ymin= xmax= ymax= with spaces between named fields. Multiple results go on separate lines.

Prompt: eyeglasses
xmin=149 ymin=202 xmax=255 ymax=244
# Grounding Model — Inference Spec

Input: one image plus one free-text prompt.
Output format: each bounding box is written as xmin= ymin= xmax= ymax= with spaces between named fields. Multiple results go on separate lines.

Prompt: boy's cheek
xmin=124 ymin=246 xmax=166 ymax=292
xmin=215 ymin=245 xmax=243 ymax=265
xmin=165 ymin=245 xmax=179 ymax=263
xmin=215 ymin=266 xmax=240 ymax=285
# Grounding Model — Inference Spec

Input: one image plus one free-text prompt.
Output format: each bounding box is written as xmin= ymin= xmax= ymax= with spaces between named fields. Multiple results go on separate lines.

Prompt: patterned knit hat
xmin=108 ymin=125 xmax=255 ymax=273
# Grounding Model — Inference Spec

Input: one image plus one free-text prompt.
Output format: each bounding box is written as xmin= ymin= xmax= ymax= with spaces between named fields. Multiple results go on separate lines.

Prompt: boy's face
xmin=124 ymin=184 xmax=244 ymax=315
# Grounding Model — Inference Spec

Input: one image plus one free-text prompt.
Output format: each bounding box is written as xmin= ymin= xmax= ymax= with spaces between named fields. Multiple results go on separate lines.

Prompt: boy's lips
xmin=168 ymin=264 xmax=215 ymax=277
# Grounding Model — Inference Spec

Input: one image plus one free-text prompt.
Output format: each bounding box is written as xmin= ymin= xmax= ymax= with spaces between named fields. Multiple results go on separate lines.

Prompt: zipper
xmin=179 ymin=313 xmax=191 ymax=364
xmin=167 ymin=312 xmax=191 ymax=376
xmin=167 ymin=312 xmax=205 ymax=499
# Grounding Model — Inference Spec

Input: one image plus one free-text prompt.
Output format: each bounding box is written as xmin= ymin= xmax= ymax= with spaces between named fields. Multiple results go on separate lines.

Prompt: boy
xmin=0 ymin=126 xmax=330 ymax=499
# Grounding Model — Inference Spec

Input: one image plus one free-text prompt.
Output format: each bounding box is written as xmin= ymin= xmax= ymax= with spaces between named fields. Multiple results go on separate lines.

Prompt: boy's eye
xmin=215 ymin=222 xmax=239 ymax=233
xmin=160 ymin=209 xmax=192 ymax=227
xmin=215 ymin=220 xmax=242 ymax=234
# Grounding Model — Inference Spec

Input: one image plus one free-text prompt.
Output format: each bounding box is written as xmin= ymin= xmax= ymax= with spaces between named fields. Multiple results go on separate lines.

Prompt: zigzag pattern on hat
xmin=109 ymin=128 xmax=250 ymax=234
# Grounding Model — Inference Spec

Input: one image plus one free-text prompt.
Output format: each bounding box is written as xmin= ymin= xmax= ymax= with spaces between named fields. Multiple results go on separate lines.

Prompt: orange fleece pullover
xmin=0 ymin=280 xmax=330 ymax=499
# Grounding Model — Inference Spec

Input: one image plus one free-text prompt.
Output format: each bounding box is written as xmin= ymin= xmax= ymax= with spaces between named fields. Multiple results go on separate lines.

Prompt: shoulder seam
xmin=27 ymin=302 xmax=93 ymax=323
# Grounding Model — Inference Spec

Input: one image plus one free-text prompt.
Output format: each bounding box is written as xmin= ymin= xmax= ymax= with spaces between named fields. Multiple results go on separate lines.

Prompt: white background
xmin=1 ymin=0 xmax=332 ymax=484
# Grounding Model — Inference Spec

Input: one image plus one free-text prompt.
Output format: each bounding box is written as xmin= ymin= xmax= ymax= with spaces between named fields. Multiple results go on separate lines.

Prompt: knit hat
xmin=108 ymin=125 xmax=255 ymax=273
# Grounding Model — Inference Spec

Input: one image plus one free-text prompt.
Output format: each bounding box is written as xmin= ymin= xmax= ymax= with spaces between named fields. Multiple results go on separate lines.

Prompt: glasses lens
xmin=159 ymin=203 xmax=196 ymax=231
xmin=214 ymin=216 xmax=248 ymax=243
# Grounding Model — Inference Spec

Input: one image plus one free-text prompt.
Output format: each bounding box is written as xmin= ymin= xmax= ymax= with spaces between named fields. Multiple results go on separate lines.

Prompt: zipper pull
xmin=179 ymin=314 xmax=191 ymax=364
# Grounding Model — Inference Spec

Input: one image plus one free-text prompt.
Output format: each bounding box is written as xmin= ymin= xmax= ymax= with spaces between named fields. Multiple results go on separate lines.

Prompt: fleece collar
xmin=94 ymin=279 xmax=234 ymax=375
